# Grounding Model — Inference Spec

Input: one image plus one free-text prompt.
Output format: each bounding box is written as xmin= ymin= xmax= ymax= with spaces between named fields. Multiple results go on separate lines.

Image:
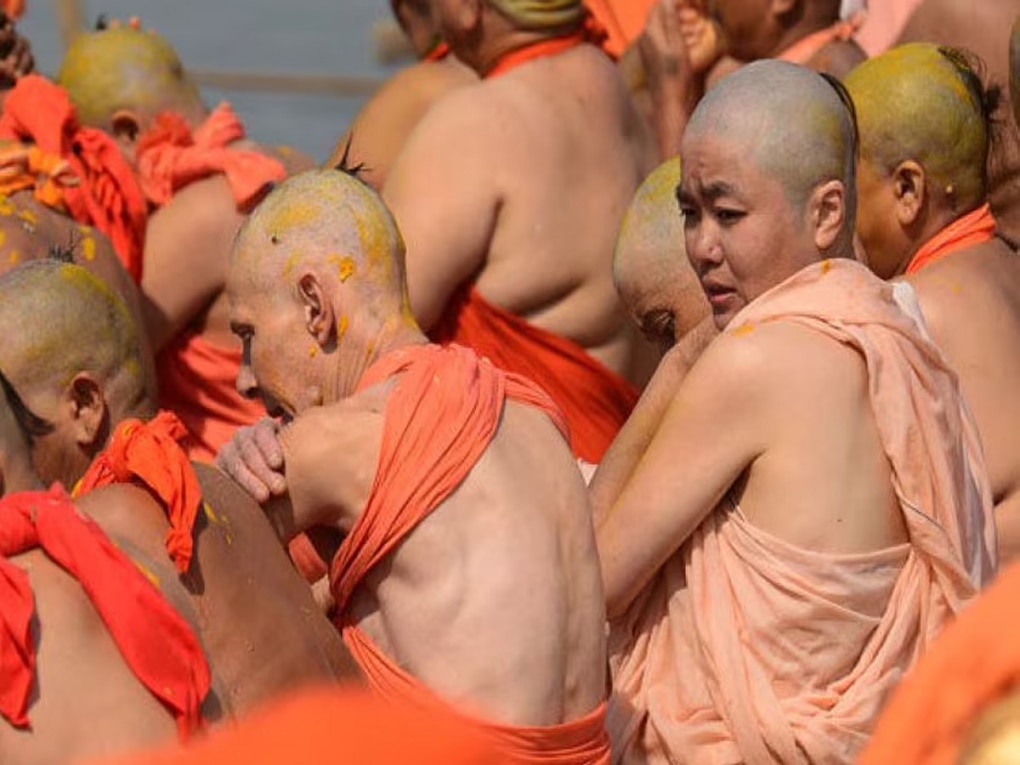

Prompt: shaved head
xmin=0 ymin=260 xmax=149 ymax=415
xmin=686 ymin=60 xmax=858 ymax=244
xmin=614 ymin=158 xmax=710 ymax=350
xmin=229 ymin=169 xmax=421 ymax=412
xmin=56 ymin=26 xmax=204 ymax=129
xmin=845 ymin=42 xmax=990 ymax=211
xmin=234 ymin=168 xmax=409 ymax=313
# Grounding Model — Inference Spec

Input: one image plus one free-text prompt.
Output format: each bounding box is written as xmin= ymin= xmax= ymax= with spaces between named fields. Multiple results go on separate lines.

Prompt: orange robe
xmin=859 ymin=561 xmax=1020 ymax=765
xmin=93 ymin=686 xmax=505 ymax=765
xmin=906 ymin=203 xmax=998 ymax=274
xmin=328 ymin=342 xmax=610 ymax=764
xmin=3 ymin=0 xmax=24 ymax=19
xmin=0 ymin=485 xmax=209 ymax=737
xmin=73 ymin=411 xmax=202 ymax=575
xmin=431 ymin=286 xmax=638 ymax=465
xmin=137 ymin=104 xmax=285 ymax=462
xmin=0 ymin=142 xmax=77 ymax=208
xmin=609 ymin=259 xmax=996 ymax=764
xmin=0 ymin=75 xmax=148 ymax=281
xmin=584 ymin=0 xmax=656 ymax=58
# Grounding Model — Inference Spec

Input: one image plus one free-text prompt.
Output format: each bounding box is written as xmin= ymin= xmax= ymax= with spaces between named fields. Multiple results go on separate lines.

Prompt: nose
xmin=236 ymin=363 xmax=259 ymax=400
xmin=684 ymin=220 xmax=723 ymax=275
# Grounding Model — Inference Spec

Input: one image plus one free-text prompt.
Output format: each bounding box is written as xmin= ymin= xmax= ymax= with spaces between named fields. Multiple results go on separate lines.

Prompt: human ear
xmin=891 ymin=160 xmax=925 ymax=228
xmin=297 ymin=272 xmax=337 ymax=349
xmin=110 ymin=109 xmax=142 ymax=147
xmin=67 ymin=373 xmax=107 ymax=450
xmin=810 ymin=179 xmax=846 ymax=251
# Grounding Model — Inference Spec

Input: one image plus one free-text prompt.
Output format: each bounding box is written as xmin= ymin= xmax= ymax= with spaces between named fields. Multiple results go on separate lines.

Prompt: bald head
xmin=0 ymin=260 xmax=149 ymax=415
xmin=56 ymin=26 xmax=204 ymax=129
xmin=234 ymin=168 xmax=409 ymax=310
xmin=845 ymin=42 xmax=990 ymax=212
xmin=686 ymin=60 xmax=857 ymax=240
xmin=614 ymin=158 xmax=710 ymax=350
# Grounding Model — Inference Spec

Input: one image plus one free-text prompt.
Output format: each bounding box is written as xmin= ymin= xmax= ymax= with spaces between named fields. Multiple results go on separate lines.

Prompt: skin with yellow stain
xmin=8 ymin=250 xmax=19 ymax=265
xmin=337 ymin=314 xmax=349 ymax=339
xmin=730 ymin=323 xmax=755 ymax=337
xmin=81 ymin=236 xmax=96 ymax=261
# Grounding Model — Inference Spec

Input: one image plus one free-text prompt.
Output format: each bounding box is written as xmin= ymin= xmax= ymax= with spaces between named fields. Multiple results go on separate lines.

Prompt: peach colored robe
xmin=608 ymin=259 xmax=995 ymax=764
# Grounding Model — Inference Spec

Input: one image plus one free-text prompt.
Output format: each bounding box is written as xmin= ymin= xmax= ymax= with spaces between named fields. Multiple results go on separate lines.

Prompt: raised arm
xmin=382 ymin=92 xmax=500 ymax=330
xmin=597 ymin=330 xmax=768 ymax=619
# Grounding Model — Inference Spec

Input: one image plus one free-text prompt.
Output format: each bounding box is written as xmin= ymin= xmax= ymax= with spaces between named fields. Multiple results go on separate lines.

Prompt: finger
xmin=216 ymin=443 xmax=272 ymax=503
xmin=253 ymin=417 xmax=285 ymax=470
xmin=240 ymin=430 xmax=286 ymax=494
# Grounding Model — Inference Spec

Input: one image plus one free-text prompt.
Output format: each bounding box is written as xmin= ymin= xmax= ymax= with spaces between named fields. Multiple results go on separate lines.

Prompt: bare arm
xmin=597 ymin=331 xmax=768 ymax=619
xmin=382 ymin=94 xmax=499 ymax=330
xmin=141 ymin=176 xmax=244 ymax=350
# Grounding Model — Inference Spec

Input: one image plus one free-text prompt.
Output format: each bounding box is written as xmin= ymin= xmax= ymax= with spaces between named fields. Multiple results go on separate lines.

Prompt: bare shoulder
xmin=152 ymin=174 xmax=239 ymax=226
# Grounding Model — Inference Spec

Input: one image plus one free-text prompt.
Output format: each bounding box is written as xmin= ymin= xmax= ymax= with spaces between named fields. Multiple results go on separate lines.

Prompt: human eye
xmin=714 ymin=207 xmax=746 ymax=225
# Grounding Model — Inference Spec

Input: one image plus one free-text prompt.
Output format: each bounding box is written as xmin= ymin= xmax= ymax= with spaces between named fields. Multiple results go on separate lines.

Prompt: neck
xmin=329 ymin=315 xmax=429 ymax=400
xmin=771 ymin=10 xmax=839 ymax=58
xmin=466 ymin=19 xmax=578 ymax=75
xmin=2 ymin=455 xmax=44 ymax=494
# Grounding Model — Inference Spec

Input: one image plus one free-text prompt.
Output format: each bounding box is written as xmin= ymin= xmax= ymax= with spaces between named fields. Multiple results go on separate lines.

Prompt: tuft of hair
xmin=0 ymin=261 xmax=148 ymax=411
xmin=332 ymin=134 xmax=369 ymax=182
xmin=845 ymin=42 xmax=992 ymax=210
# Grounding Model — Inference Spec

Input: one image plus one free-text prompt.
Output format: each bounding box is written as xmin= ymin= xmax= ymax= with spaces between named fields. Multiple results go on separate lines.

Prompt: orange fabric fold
xmin=422 ymin=40 xmax=452 ymax=63
xmin=136 ymin=102 xmax=285 ymax=212
xmin=860 ymin=562 xmax=1020 ymax=765
xmin=906 ymin=203 xmax=998 ymax=275
xmin=287 ymin=532 xmax=328 ymax=584
xmin=583 ymin=0 xmax=655 ymax=58
xmin=0 ymin=75 xmax=148 ymax=282
xmin=156 ymin=333 xmax=267 ymax=463
xmin=94 ymin=686 xmax=505 ymax=765
xmin=74 ymin=411 xmax=202 ymax=575
xmin=328 ymin=343 xmax=606 ymax=763
xmin=431 ymin=285 xmax=637 ymax=464
xmin=0 ymin=142 xmax=78 ymax=209
xmin=777 ymin=16 xmax=862 ymax=65
xmin=609 ymin=259 xmax=995 ymax=764
xmin=0 ymin=485 xmax=209 ymax=736
xmin=487 ymin=28 xmax=595 ymax=78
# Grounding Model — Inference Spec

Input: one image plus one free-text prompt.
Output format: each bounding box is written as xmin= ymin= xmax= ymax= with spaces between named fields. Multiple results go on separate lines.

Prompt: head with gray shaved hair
xmin=678 ymin=60 xmax=858 ymax=329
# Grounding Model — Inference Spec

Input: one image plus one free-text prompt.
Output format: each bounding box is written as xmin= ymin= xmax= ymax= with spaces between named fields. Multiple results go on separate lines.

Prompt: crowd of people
xmin=0 ymin=0 xmax=1018 ymax=762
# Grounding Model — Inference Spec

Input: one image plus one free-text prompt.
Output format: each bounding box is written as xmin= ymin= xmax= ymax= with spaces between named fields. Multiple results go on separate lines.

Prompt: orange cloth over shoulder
xmin=92 ymin=686 xmax=506 ymax=765
xmin=0 ymin=485 xmax=209 ymax=737
xmin=73 ymin=411 xmax=202 ymax=575
xmin=2 ymin=0 xmax=24 ymax=20
xmin=860 ymin=562 xmax=1020 ymax=765
xmin=156 ymin=334 xmax=266 ymax=464
xmin=431 ymin=286 xmax=637 ymax=464
xmin=584 ymin=0 xmax=656 ymax=58
xmin=608 ymin=259 xmax=995 ymax=764
xmin=0 ymin=142 xmax=77 ymax=208
xmin=0 ymin=75 xmax=147 ymax=281
xmin=328 ymin=342 xmax=609 ymax=764
xmin=136 ymin=102 xmax=285 ymax=212
xmin=906 ymin=203 xmax=998 ymax=274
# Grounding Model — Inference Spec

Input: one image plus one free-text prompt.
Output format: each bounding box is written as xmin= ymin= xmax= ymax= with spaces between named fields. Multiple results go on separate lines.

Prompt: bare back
xmin=385 ymin=44 xmax=657 ymax=374
xmin=76 ymin=464 xmax=356 ymax=713
xmin=280 ymin=384 xmax=607 ymax=727
xmin=0 ymin=549 xmax=178 ymax=765
xmin=907 ymin=240 xmax=1020 ymax=560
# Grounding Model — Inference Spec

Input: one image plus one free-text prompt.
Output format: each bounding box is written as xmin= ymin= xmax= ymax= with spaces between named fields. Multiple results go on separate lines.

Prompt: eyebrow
xmin=675 ymin=181 xmax=742 ymax=206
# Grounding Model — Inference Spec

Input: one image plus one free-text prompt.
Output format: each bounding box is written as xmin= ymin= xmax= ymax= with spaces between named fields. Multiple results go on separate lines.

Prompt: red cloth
xmin=431 ymin=286 xmax=637 ymax=463
xmin=422 ymin=41 xmax=452 ymax=63
xmin=329 ymin=342 xmax=608 ymax=763
xmin=0 ymin=75 xmax=148 ymax=282
xmin=157 ymin=332 xmax=267 ymax=464
xmin=906 ymin=203 xmax=998 ymax=275
xmin=93 ymin=686 xmax=505 ymax=765
xmin=860 ymin=562 xmax=1020 ymax=765
xmin=584 ymin=0 xmax=656 ymax=57
xmin=0 ymin=485 xmax=209 ymax=736
xmin=0 ymin=142 xmax=77 ymax=208
xmin=777 ymin=16 xmax=863 ymax=65
xmin=73 ymin=411 xmax=202 ymax=575
xmin=136 ymin=102 xmax=285 ymax=212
